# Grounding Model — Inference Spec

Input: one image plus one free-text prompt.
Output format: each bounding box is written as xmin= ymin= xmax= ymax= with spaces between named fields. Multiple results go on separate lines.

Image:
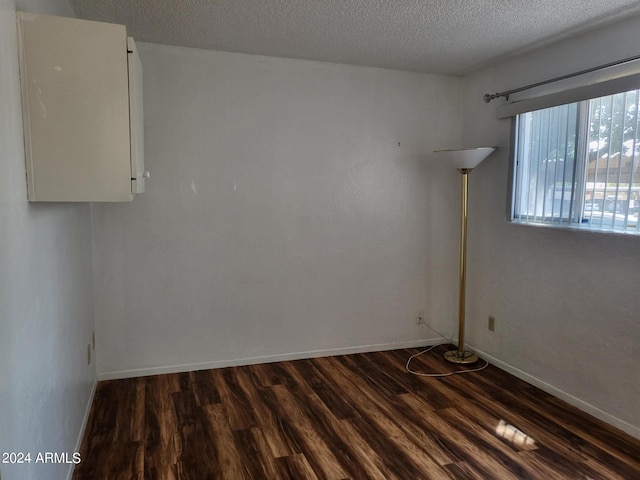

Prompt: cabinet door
xmin=18 ymin=12 xmax=133 ymax=202
xmin=128 ymin=37 xmax=145 ymax=194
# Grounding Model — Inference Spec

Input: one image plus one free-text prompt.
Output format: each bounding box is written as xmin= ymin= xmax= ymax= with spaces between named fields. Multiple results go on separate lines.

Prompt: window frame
xmin=508 ymin=89 xmax=640 ymax=235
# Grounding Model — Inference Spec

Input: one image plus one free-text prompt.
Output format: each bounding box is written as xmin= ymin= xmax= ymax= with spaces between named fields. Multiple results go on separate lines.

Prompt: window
xmin=512 ymin=88 xmax=640 ymax=234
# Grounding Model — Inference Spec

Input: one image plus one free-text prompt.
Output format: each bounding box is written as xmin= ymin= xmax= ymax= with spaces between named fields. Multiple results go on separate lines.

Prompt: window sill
xmin=508 ymin=218 xmax=640 ymax=238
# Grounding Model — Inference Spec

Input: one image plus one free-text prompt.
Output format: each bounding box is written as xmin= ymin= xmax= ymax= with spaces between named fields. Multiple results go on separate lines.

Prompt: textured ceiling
xmin=69 ymin=0 xmax=640 ymax=75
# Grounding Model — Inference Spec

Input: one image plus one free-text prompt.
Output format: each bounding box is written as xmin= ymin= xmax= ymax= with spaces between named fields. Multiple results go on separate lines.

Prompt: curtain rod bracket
xmin=483 ymin=93 xmax=508 ymax=103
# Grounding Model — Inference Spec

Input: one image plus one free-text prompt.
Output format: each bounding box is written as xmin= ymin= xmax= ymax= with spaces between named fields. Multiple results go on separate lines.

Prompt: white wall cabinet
xmin=17 ymin=12 xmax=146 ymax=202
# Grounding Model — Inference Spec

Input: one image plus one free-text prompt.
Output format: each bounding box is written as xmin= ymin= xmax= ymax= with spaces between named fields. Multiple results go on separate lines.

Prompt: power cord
xmin=406 ymin=322 xmax=489 ymax=377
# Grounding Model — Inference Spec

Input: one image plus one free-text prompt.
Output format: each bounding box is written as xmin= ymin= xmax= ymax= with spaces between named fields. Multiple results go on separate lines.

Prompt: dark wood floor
xmin=74 ymin=345 xmax=640 ymax=479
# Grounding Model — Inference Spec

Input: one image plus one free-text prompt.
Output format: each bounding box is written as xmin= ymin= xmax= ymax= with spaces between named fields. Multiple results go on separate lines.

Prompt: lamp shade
xmin=433 ymin=147 xmax=496 ymax=170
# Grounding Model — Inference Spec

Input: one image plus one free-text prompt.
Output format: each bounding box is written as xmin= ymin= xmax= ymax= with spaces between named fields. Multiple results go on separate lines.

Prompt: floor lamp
xmin=433 ymin=147 xmax=495 ymax=364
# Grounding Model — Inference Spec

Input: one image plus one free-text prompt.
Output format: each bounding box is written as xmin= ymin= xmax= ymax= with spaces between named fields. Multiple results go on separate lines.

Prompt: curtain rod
xmin=483 ymin=54 xmax=640 ymax=103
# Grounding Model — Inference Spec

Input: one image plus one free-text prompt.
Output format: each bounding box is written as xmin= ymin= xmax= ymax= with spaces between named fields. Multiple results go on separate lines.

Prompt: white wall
xmin=92 ymin=43 xmax=464 ymax=378
xmin=0 ymin=1 xmax=96 ymax=480
xmin=461 ymin=14 xmax=640 ymax=436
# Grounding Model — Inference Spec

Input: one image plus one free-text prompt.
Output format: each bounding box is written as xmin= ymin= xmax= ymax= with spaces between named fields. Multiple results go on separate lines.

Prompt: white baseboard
xmin=470 ymin=345 xmax=640 ymax=441
xmin=67 ymin=378 xmax=98 ymax=480
xmin=97 ymin=338 xmax=442 ymax=381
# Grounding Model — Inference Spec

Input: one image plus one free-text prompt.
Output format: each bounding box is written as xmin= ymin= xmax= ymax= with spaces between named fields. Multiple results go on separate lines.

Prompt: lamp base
xmin=444 ymin=349 xmax=479 ymax=365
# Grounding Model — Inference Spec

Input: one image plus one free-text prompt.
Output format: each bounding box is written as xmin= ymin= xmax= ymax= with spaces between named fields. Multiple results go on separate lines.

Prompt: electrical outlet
xmin=416 ymin=311 xmax=425 ymax=325
xmin=488 ymin=315 xmax=496 ymax=331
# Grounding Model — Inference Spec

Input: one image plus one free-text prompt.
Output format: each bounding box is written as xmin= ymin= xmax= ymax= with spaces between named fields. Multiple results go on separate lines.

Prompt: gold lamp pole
xmin=434 ymin=147 xmax=495 ymax=365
